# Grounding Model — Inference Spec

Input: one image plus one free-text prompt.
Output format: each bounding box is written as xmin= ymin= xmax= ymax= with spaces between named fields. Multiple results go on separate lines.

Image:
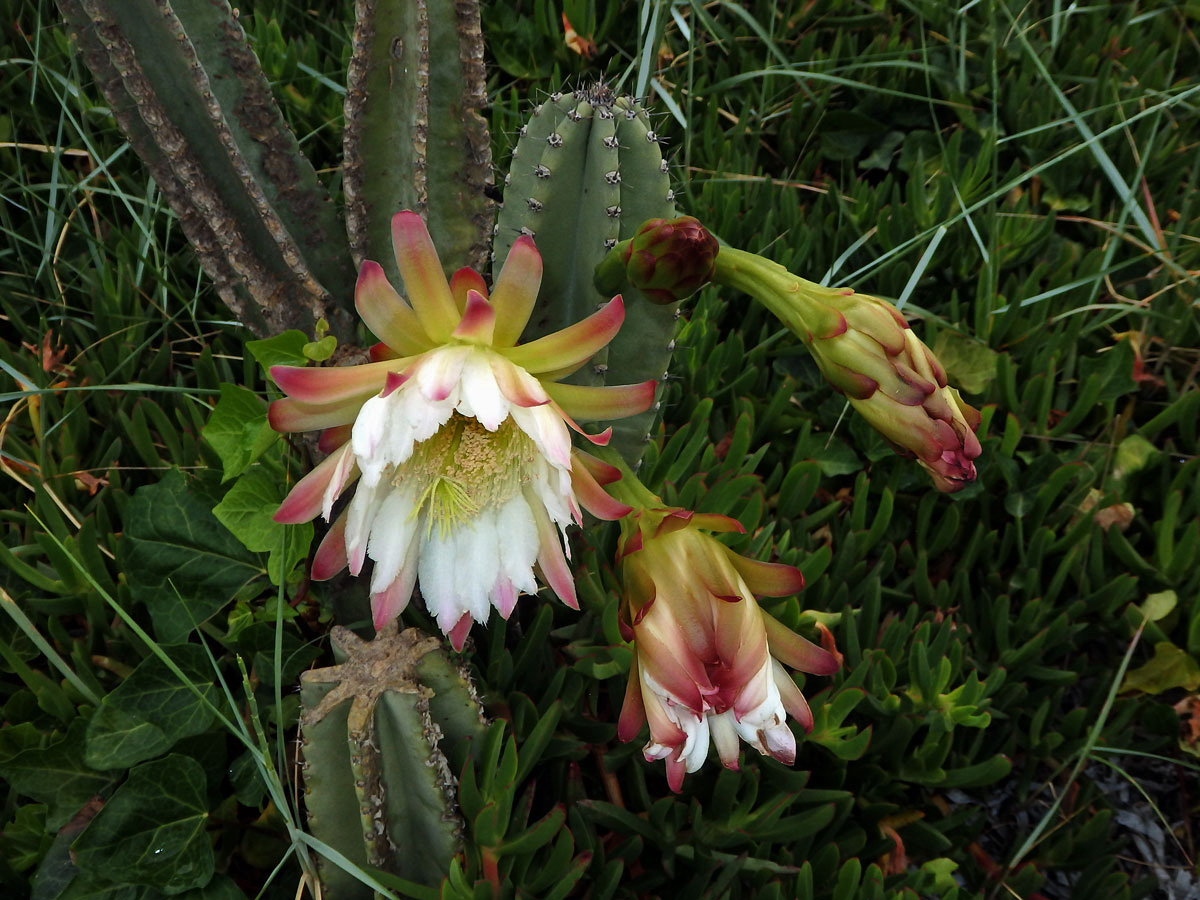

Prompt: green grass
xmin=2 ymin=0 xmax=1199 ymax=898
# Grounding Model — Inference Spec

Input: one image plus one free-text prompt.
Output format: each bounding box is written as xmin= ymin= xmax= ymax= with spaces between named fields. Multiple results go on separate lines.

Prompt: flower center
xmin=397 ymin=414 xmax=538 ymax=537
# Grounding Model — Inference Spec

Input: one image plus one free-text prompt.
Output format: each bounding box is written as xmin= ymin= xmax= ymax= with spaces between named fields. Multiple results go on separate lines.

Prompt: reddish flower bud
xmin=621 ymin=216 xmax=719 ymax=304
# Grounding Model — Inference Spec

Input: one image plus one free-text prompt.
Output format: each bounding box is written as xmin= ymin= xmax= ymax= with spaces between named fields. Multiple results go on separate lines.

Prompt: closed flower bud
xmin=597 ymin=216 xmax=719 ymax=304
xmin=713 ymin=247 xmax=982 ymax=492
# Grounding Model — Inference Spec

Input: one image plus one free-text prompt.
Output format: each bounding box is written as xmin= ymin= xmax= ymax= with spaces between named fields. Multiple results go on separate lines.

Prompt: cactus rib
xmin=56 ymin=0 xmax=357 ymax=339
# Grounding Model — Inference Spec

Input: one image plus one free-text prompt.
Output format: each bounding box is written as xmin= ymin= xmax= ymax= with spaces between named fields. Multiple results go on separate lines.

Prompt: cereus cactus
xmin=493 ymin=84 xmax=678 ymax=463
xmin=299 ymin=622 xmax=487 ymax=896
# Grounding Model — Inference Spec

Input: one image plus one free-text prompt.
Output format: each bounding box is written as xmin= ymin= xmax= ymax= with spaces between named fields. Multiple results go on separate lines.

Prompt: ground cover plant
xmin=2 ymin=0 xmax=1199 ymax=898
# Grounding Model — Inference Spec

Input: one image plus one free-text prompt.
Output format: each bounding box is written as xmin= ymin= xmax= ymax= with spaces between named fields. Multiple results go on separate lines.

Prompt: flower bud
xmin=711 ymin=247 xmax=982 ymax=492
xmin=800 ymin=286 xmax=982 ymax=491
xmin=601 ymin=216 xmax=719 ymax=304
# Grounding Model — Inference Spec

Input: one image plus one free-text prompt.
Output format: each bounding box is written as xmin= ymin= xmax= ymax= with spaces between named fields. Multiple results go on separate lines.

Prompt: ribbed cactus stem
xmin=494 ymin=84 xmax=679 ymax=464
xmin=300 ymin=623 xmax=486 ymax=896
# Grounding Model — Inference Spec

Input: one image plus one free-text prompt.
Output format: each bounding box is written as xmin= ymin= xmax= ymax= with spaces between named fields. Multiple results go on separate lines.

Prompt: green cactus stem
xmin=300 ymin=622 xmax=486 ymax=897
xmin=56 ymin=0 xmax=357 ymax=340
xmin=344 ymin=0 xmax=494 ymax=280
xmin=493 ymin=84 xmax=679 ymax=464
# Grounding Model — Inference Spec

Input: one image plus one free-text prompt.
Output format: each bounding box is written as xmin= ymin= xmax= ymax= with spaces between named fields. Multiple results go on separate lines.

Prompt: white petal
xmin=418 ymin=533 xmax=465 ymax=633
xmin=459 ymin=350 xmax=509 ymax=431
xmin=366 ymin=486 xmax=421 ymax=593
xmin=344 ymin=475 xmax=387 ymax=575
xmin=496 ymin=494 xmax=540 ymax=596
xmin=351 ymin=394 xmax=393 ymax=485
xmin=416 ymin=345 xmax=470 ymax=402
xmin=710 ymin=711 xmax=741 ymax=767
xmin=509 ymin=404 xmax=572 ymax=469
xmin=456 ymin=512 xmax=500 ymax=624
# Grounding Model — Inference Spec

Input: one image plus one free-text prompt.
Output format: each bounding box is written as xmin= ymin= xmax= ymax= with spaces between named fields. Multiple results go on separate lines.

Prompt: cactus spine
xmin=494 ymin=85 xmax=678 ymax=463
xmin=300 ymin=623 xmax=486 ymax=897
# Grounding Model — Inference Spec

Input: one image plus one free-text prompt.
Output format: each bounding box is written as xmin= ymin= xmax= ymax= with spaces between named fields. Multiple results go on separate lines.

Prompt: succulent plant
xmin=299 ymin=621 xmax=486 ymax=896
xmin=493 ymin=84 xmax=679 ymax=464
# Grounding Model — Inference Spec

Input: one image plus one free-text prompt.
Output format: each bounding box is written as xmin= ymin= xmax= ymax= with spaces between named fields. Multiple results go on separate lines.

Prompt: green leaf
xmin=1114 ymin=434 xmax=1160 ymax=481
xmin=84 ymin=645 xmax=219 ymax=770
xmin=245 ymin=330 xmax=310 ymax=375
xmin=73 ymin=754 xmax=214 ymax=895
xmin=931 ymin=331 xmax=999 ymax=394
xmin=1140 ymin=590 xmax=1178 ymax=623
xmin=0 ymin=719 xmax=116 ymax=830
xmin=120 ymin=470 xmax=264 ymax=642
xmin=302 ymin=334 xmax=338 ymax=362
xmin=201 ymin=384 xmax=278 ymax=481
xmin=213 ymin=466 xmax=312 ymax=585
xmin=793 ymin=431 xmax=862 ymax=477
xmin=1120 ymin=642 xmax=1200 ymax=695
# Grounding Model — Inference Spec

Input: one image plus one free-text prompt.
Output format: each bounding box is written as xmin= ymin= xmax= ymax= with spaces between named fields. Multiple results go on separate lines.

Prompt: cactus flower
xmin=595 ymin=215 xmax=719 ymax=304
xmin=713 ymin=247 xmax=982 ymax=491
xmin=270 ymin=212 xmax=654 ymax=648
xmin=613 ymin=503 xmax=839 ymax=790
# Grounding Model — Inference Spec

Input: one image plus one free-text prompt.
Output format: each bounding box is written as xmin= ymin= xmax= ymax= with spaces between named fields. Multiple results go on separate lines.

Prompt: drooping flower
xmin=612 ymin=501 xmax=839 ymax=790
xmin=712 ymin=243 xmax=982 ymax=491
xmin=270 ymin=211 xmax=654 ymax=648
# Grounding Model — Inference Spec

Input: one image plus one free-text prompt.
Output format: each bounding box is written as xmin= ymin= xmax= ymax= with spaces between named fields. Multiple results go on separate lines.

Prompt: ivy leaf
xmin=245 ymin=330 xmax=309 ymax=376
xmin=84 ymin=645 xmax=219 ymax=770
xmin=202 ymin=385 xmax=278 ymax=482
xmin=72 ymin=755 xmax=214 ymax=895
xmin=213 ymin=466 xmax=313 ymax=585
xmin=120 ymin=470 xmax=264 ymax=642
xmin=0 ymin=719 xmax=116 ymax=830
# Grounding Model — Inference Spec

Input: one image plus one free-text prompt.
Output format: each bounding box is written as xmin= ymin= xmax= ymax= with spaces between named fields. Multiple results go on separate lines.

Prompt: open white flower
xmin=270 ymin=211 xmax=652 ymax=648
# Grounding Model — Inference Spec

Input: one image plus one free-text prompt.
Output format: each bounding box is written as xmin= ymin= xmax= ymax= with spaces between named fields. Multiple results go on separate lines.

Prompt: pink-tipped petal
xmin=762 ymin=612 xmax=841 ymax=675
xmin=690 ymin=513 xmax=747 ymax=534
xmin=571 ymin=461 xmax=633 ymax=521
xmin=490 ymin=357 xmax=551 ymax=408
xmin=311 ymin=512 xmax=348 ymax=581
xmin=271 ymin=359 xmax=402 ymax=404
xmin=724 ymin=551 xmax=805 ymax=597
xmin=544 ymin=380 xmax=657 ymax=422
xmin=371 ymin=567 xmax=418 ymax=630
xmin=369 ymin=341 xmax=401 ymax=362
xmin=773 ymin=662 xmax=815 ymax=732
xmin=555 ymin=404 xmax=612 ymax=446
xmin=448 ymin=614 xmax=473 ymax=651
xmin=381 ymin=371 xmax=409 ymax=398
xmin=493 ymin=577 xmax=519 ymax=619
xmin=451 ymin=290 xmax=497 ymax=343
xmin=501 ymin=296 xmax=625 ymax=375
xmin=490 ymin=235 xmax=544 ymax=347
xmin=273 ymin=442 xmax=355 ymax=524
xmin=355 ymin=260 xmax=434 ymax=356
xmin=527 ymin=489 xmax=578 ymax=609
xmin=618 ymin=661 xmax=648 ymax=743
xmin=391 ymin=211 xmax=461 ymax=341
xmin=665 ymin=754 xmax=686 ymax=793
xmin=572 ymin=450 xmax=621 ymax=485
xmin=269 ymin=396 xmax=368 ymax=433
xmin=450 ymin=267 xmax=488 ymax=310
xmin=318 ymin=424 xmax=353 ymax=453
